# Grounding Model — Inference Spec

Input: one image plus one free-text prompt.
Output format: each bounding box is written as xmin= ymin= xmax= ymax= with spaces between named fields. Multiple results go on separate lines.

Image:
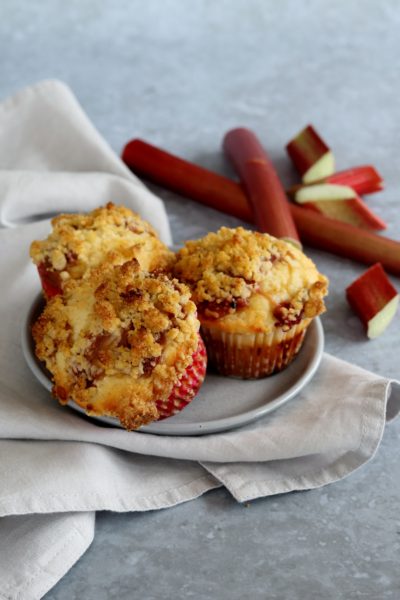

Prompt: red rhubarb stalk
xmin=294 ymin=183 xmax=387 ymax=230
xmin=222 ymin=127 xmax=301 ymax=247
xmin=346 ymin=263 xmax=399 ymax=338
xmin=287 ymin=165 xmax=383 ymax=197
xmin=122 ymin=139 xmax=249 ymax=222
xmin=121 ymin=139 xmax=400 ymax=276
xmin=286 ymin=125 xmax=335 ymax=183
xmin=291 ymin=205 xmax=400 ymax=275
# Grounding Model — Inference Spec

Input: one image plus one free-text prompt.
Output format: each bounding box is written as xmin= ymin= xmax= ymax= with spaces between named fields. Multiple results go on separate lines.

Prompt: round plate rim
xmin=22 ymin=293 xmax=324 ymax=436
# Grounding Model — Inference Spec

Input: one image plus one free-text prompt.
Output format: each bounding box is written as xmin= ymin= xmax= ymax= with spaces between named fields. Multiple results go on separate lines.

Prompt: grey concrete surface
xmin=1 ymin=0 xmax=399 ymax=598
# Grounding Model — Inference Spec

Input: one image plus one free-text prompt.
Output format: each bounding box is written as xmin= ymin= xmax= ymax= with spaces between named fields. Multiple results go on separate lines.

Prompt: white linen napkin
xmin=0 ymin=80 xmax=399 ymax=600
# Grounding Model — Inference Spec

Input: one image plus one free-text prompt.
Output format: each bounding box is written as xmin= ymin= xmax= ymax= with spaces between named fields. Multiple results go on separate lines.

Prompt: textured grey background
xmin=1 ymin=1 xmax=400 ymax=598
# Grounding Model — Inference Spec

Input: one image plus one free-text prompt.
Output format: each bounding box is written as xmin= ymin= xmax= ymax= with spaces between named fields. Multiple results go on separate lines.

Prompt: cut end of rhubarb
xmin=367 ymin=294 xmax=399 ymax=339
xmin=303 ymin=151 xmax=335 ymax=183
xmin=346 ymin=263 xmax=399 ymax=339
xmin=295 ymin=183 xmax=356 ymax=204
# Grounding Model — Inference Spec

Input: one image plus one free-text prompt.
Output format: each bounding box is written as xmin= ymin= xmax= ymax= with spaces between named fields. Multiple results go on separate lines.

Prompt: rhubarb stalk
xmin=291 ymin=205 xmax=400 ymax=276
xmin=286 ymin=125 xmax=335 ymax=183
xmin=122 ymin=139 xmax=249 ymax=222
xmin=346 ymin=263 xmax=399 ymax=338
xmin=121 ymin=139 xmax=400 ymax=276
xmin=223 ymin=127 xmax=301 ymax=247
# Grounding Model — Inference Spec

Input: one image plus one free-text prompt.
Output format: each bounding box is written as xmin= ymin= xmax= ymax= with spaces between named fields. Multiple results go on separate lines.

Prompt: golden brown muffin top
xmin=32 ymin=259 xmax=200 ymax=430
xmin=30 ymin=202 xmax=172 ymax=288
xmin=173 ymin=227 xmax=328 ymax=333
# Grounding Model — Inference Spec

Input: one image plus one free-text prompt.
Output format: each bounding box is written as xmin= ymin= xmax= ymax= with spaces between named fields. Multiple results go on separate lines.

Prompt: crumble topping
xmin=30 ymin=203 xmax=173 ymax=294
xmin=32 ymin=259 xmax=200 ymax=430
xmin=173 ymin=227 xmax=328 ymax=333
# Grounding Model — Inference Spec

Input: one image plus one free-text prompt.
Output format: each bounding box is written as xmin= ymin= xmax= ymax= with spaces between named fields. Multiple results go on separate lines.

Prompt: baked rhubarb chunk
xmin=346 ymin=263 xmax=399 ymax=339
xmin=32 ymin=260 xmax=206 ymax=430
xmin=173 ymin=227 xmax=328 ymax=378
xmin=30 ymin=202 xmax=172 ymax=298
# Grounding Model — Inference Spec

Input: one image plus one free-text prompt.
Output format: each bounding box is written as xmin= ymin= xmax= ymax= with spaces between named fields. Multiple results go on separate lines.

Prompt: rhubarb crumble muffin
xmin=30 ymin=203 xmax=172 ymax=298
xmin=173 ymin=227 xmax=328 ymax=378
xmin=32 ymin=259 xmax=207 ymax=429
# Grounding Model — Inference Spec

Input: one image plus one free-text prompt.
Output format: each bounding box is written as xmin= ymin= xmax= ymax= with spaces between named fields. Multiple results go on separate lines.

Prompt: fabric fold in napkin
xmin=0 ymin=80 xmax=399 ymax=600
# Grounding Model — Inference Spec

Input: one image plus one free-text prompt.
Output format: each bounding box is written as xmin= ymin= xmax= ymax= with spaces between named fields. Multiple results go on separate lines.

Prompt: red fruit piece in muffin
xmin=173 ymin=227 xmax=328 ymax=378
xmin=30 ymin=202 xmax=173 ymax=298
xmin=32 ymin=259 xmax=206 ymax=429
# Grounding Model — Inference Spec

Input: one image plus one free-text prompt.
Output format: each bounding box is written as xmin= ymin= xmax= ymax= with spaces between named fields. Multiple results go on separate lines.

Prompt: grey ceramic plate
xmin=22 ymin=293 xmax=324 ymax=436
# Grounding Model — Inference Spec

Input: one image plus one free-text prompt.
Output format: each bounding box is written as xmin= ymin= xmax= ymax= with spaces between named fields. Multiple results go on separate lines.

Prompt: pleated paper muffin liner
xmin=201 ymin=319 xmax=311 ymax=379
xmin=155 ymin=335 xmax=208 ymax=419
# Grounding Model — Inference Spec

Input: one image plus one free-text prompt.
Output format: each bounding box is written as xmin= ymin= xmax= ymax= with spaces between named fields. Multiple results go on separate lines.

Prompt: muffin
xmin=173 ymin=227 xmax=328 ymax=378
xmin=30 ymin=202 xmax=172 ymax=298
xmin=32 ymin=259 xmax=207 ymax=430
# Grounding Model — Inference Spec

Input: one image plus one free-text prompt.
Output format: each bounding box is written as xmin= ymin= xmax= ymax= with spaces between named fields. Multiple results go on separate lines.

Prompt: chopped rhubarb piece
xmin=294 ymin=183 xmax=387 ymax=231
xmin=121 ymin=139 xmax=400 ymax=276
xmin=286 ymin=125 xmax=335 ymax=183
xmin=287 ymin=165 xmax=384 ymax=197
xmin=346 ymin=263 xmax=399 ymax=339
xmin=328 ymin=166 xmax=383 ymax=195
xmin=223 ymin=127 xmax=301 ymax=247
